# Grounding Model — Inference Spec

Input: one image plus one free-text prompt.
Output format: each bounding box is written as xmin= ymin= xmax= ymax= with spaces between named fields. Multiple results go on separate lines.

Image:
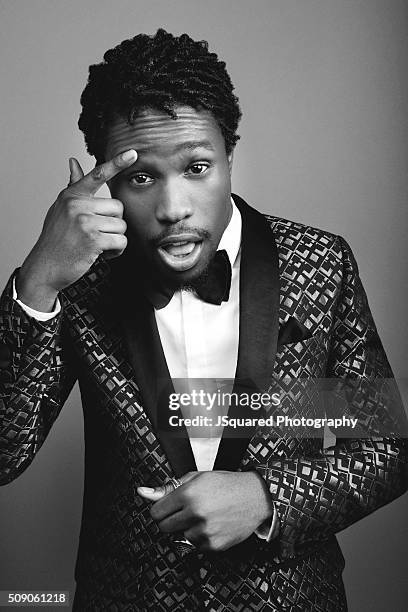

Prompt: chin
xmin=163 ymin=263 xmax=207 ymax=287
xmin=157 ymin=250 xmax=213 ymax=288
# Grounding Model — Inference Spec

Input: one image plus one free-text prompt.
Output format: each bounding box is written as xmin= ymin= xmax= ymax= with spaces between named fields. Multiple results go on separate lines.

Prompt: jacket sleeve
xmin=253 ymin=236 xmax=408 ymax=560
xmin=0 ymin=269 xmax=77 ymax=485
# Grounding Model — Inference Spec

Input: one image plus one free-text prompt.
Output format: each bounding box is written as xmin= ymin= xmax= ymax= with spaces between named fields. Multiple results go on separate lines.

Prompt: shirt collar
xmin=217 ymin=196 xmax=242 ymax=267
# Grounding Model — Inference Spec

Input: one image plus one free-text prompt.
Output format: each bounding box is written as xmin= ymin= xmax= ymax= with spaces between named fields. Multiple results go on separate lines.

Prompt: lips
xmin=156 ymin=233 xmax=203 ymax=272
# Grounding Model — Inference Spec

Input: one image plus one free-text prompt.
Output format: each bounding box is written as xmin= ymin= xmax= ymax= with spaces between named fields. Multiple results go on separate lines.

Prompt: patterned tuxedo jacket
xmin=0 ymin=194 xmax=407 ymax=612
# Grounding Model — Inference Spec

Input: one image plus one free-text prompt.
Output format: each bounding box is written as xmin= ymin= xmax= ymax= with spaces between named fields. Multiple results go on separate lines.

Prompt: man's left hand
xmin=137 ymin=471 xmax=273 ymax=552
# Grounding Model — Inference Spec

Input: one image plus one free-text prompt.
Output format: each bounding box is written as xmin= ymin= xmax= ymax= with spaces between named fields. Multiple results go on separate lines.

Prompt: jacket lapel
xmin=213 ymin=194 xmax=280 ymax=470
xmin=109 ymin=255 xmax=197 ymax=478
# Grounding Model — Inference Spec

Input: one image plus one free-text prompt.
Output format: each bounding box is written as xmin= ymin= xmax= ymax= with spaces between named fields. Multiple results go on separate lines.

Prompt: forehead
xmin=105 ymin=106 xmax=225 ymax=160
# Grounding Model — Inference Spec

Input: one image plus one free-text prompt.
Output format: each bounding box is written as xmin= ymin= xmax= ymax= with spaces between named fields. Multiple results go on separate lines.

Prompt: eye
xmin=128 ymin=173 xmax=154 ymax=185
xmin=186 ymin=163 xmax=210 ymax=176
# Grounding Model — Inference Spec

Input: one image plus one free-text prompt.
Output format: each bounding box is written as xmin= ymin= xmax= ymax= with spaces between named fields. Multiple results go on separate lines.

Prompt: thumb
xmin=137 ymin=482 xmax=176 ymax=501
xmin=68 ymin=157 xmax=84 ymax=185
xmin=137 ymin=472 xmax=198 ymax=501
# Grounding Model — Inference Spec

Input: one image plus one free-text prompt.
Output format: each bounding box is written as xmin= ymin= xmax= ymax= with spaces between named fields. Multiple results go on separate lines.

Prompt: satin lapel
xmin=213 ymin=194 xmax=280 ymax=470
xmin=109 ymin=258 xmax=197 ymax=478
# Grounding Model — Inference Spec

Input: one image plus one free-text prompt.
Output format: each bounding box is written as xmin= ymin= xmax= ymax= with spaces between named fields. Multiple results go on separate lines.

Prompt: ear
xmin=227 ymin=149 xmax=234 ymax=175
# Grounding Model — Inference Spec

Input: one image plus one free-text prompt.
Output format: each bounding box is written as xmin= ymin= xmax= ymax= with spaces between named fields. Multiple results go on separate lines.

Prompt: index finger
xmin=150 ymin=490 xmax=184 ymax=522
xmin=73 ymin=149 xmax=138 ymax=196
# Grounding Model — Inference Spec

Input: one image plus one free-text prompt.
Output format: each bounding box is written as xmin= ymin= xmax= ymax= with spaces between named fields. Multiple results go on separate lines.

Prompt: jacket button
xmin=0 ymin=341 xmax=12 ymax=369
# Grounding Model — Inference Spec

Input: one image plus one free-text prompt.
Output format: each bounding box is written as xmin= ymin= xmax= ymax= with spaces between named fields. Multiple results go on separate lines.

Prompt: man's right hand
xmin=16 ymin=149 xmax=137 ymax=312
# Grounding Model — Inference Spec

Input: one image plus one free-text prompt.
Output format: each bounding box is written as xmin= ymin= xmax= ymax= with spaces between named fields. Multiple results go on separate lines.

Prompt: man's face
xmin=105 ymin=106 xmax=233 ymax=288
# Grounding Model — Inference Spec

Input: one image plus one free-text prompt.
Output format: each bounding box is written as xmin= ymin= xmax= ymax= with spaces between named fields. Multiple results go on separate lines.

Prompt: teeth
xmin=165 ymin=240 xmax=189 ymax=247
xmin=164 ymin=242 xmax=196 ymax=257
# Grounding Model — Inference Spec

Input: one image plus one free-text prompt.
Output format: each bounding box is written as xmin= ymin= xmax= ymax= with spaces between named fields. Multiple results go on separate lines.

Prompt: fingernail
xmin=138 ymin=487 xmax=155 ymax=494
xmin=120 ymin=149 xmax=137 ymax=163
xmin=68 ymin=158 xmax=74 ymax=177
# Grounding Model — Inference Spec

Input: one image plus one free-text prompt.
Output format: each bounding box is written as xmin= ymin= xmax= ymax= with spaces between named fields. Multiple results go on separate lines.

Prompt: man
xmin=0 ymin=29 xmax=406 ymax=611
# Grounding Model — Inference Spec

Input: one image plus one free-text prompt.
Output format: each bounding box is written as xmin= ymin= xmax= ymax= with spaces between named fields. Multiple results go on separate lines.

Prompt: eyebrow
xmin=118 ymin=139 xmax=216 ymax=164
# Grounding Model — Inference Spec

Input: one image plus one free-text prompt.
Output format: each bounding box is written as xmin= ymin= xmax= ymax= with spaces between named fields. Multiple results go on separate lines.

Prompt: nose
xmin=155 ymin=180 xmax=193 ymax=224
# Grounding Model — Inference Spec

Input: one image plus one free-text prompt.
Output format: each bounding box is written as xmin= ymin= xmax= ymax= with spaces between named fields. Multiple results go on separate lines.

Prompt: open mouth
xmin=157 ymin=237 xmax=203 ymax=272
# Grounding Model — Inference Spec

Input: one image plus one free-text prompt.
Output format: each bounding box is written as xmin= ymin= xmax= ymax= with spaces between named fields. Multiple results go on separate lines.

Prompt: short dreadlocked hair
xmin=78 ymin=29 xmax=242 ymax=161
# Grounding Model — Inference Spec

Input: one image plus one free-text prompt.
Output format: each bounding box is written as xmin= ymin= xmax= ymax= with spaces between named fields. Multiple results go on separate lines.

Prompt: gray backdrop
xmin=0 ymin=1 xmax=407 ymax=610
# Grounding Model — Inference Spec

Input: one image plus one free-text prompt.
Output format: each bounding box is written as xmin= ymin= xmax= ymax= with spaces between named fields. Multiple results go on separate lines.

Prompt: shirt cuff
xmin=254 ymin=502 xmax=279 ymax=542
xmin=12 ymin=275 xmax=61 ymax=321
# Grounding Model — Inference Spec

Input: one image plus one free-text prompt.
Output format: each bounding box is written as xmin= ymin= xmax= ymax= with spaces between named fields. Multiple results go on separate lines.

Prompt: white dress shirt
xmin=155 ymin=198 xmax=241 ymax=471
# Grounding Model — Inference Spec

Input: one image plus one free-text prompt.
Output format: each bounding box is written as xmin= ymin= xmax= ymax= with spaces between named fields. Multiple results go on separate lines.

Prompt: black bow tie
xmin=148 ymin=249 xmax=232 ymax=310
